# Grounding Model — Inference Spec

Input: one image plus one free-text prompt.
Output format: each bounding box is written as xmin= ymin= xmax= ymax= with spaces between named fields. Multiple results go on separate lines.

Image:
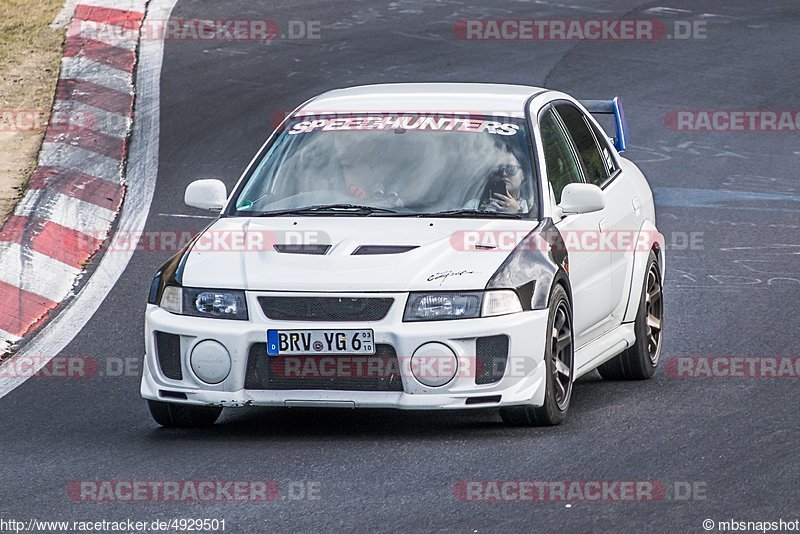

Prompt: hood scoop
xmin=352 ymin=245 xmax=419 ymax=255
xmin=273 ymin=244 xmax=331 ymax=255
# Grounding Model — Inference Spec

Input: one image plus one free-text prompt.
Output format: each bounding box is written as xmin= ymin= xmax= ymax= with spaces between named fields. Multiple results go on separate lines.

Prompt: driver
xmin=333 ymin=132 xmax=404 ymax=207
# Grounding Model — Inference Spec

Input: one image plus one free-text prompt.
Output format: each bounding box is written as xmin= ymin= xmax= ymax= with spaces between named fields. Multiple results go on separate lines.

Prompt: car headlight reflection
xmin=159 ymin=286 xmax=248 ymax=320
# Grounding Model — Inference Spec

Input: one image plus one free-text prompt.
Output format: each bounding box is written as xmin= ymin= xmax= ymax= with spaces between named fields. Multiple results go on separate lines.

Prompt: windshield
xmin=229 ymin=114 xmax=538 ymax=218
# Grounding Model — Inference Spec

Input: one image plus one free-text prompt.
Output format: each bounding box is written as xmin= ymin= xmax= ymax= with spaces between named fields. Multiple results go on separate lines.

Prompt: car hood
xmin=180 ymin=217 xmax=538 ymax=292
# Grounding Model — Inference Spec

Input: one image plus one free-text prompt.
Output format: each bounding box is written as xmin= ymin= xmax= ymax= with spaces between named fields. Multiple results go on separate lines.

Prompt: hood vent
xmin=352 ymin=245 xmax=418 ymax=255
xmin=273 ymin=244 xmax=331 ymax=255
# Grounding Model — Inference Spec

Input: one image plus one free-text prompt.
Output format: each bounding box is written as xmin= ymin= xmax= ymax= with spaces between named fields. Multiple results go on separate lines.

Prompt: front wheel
xmin=598 ymin=251 xmax=663 ymax=380
xmin=500 ymin=284 xmax=574 ymax=426
xmin=147 ymin=400 xmax=222 ymax=427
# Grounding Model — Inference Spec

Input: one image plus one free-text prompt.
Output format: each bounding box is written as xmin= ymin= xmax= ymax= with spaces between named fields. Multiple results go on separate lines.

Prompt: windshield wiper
xmin=422 ymin=209 xmax=524 ymax=219
xmin=252 ymin=205 xmax=525 ymax=218
xmin=255 ymin=204 xmax=398 ymax=216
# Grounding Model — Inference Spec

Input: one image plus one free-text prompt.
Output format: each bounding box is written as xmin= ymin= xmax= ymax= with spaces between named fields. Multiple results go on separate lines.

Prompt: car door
xmin=554 ymin=103 xmax=642 ymax=323
xmin=537 ymin=106 xmax=615 ymax=350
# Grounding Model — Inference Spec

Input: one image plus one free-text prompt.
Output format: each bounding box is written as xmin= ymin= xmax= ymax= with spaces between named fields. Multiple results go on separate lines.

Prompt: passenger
xmin=467 ymin=149 xmax=530 ymax=213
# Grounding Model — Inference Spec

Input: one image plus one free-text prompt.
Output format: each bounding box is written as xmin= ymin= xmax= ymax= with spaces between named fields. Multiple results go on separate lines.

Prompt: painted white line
xmin=0 ymin=0 xmax=178 ymax=397
xmin=531 ymin=0 xmax=612 ymax=13
xmin=60 ymin=56 xmax=133 ymax=94
xmin=52 ymin=99 xmax=131 ymax=138
xmin=14 ymin=189 xmax=118 ymax=232
xmin=38 ymin=142 xmax=123 ymax=183
xmin=642 ymin=6 xmax=691 ymax=15
xmin=157 ymin=212 xmax=215 ymax=219
xmin=0 ymin=243 xmax=81 ymax=302
xmin=0 ymin=329 xmax=21 ymax=355
xmin=51 ymin=0 xmax=79 ymax=29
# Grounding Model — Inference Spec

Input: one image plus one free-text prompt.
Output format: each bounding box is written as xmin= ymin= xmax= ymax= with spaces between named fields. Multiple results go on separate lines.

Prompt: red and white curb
xmin=0 ymin=0 xmax=147 ymax=353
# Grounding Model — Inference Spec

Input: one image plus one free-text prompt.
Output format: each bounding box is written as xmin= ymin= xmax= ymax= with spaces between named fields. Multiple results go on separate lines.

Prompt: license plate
xmin=266 ymin=329 xmax=375 ymax=356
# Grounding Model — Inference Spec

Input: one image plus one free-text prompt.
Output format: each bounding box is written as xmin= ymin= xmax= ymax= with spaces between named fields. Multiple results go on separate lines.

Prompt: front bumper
xmin=140 ymin=291 xmax=550 ymax=410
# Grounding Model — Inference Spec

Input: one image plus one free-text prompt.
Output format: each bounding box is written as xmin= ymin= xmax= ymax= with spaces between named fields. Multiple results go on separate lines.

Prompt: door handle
xmin=598 ymin=218 xmax=609 ymax=232
xmin=632 ymin=195 xmax=642 ymax=211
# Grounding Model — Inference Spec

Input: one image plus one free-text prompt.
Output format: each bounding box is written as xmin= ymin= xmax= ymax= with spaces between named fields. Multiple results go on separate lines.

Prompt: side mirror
xmin=558 ymin=183 xmax=605 ymax=215
xmin=185 ymin=179 xmax=227 ymax=211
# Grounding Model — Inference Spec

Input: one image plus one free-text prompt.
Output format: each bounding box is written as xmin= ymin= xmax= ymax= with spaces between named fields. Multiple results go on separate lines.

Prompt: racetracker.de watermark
xmin=0 ymin=109 xmax=98 ymax=132
xmin=450 ymin=229 xmax=701 ymax=252
xmin=70 ymin=18 xmax=321 ymax=43
xmin=453 ymin=480 xmax=707 ymax=502
xmin=81 ymin=229 xmax=331 ymax=253
xmin=0 ymin=355 xmax=139 ymax=380
xmin=67 ymin=480 xmax=321 ymax=502
xmin=267 ymin=354 xmax=520 ymax=381
xmin=666 ymin=357 xmax=800 ymax=379
xmin=665 ymin=110 xmax=800 ymax=131
xmin=453 ymin=19 xmax=707 ymax=41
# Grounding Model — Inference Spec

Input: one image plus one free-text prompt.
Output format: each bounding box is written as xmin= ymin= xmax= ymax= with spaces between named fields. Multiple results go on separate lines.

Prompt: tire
xmin=500 ymin=284 xmax=574 ymax=426
xmin=598 ymin=251 xmax=663 ymax=380
xmin=147 ymin=400 xmax=222 ymax=427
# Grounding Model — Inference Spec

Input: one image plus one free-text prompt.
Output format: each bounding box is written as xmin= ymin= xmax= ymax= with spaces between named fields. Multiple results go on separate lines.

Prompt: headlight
xmin=403 ymin=290 xmax=522 ymax=321
xmin=159 ymin=286 xmax=248 ymax=320
xmin=404 ymin=292 xmax=482 ymax=321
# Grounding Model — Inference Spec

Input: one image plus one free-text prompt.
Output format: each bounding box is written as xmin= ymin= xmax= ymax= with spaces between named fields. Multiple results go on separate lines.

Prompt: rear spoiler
xmin=580 ymin=97 xmax=629 ymax=153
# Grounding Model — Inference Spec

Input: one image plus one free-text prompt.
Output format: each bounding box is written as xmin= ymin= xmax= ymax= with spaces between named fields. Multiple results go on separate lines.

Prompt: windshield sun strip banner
xmin=287 ymin=116 xmax=522 ymax=136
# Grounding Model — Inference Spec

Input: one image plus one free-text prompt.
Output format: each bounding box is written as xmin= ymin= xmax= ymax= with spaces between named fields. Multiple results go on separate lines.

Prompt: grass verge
xmin=0 ymin=0 xmax=68 ymax=222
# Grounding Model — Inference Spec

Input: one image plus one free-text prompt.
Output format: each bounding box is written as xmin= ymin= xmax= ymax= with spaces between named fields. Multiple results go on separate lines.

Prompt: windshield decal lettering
xmin=288 ymin=116 xmax=520 ymax=136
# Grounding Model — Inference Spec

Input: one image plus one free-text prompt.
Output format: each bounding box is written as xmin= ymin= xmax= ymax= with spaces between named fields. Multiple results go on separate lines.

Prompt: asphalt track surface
xmin=2 ymin=1 xmax=800 ymax=532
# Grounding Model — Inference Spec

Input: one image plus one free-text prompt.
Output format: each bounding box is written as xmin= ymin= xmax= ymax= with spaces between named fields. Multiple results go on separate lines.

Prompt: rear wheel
xmin=147 ymin=400 xmax=222 ymax=427
xmin=598 ymin=251 xmax=663 ymax=380
xmin=500 ymin=284 xmax=573 ymax=426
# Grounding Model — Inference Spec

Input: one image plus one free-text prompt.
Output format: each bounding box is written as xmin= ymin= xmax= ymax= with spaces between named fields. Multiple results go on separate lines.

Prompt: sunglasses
xmin=491 ymin=164 xmax=522 ymax=177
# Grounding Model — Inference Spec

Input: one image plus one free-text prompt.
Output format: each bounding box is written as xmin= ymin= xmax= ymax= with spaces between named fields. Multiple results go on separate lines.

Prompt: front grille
xmin=155 ymin=331 xmax=182 ymax=380
xmin=475 ymin=335 xmax=509 ymax=385
xmin=258 ymin=296 xmax=394 ymax=322
xmin=245 ymin=343 xmax=404 ymax=391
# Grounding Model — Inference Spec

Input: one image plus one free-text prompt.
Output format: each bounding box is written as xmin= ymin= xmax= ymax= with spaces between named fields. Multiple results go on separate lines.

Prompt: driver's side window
xmin=539 ymin=108 xmax=583 ymax=204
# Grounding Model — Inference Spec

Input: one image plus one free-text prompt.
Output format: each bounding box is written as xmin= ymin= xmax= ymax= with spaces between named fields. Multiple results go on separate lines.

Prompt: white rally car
xmin=141 ymin=83 xmax=664 ymax=427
